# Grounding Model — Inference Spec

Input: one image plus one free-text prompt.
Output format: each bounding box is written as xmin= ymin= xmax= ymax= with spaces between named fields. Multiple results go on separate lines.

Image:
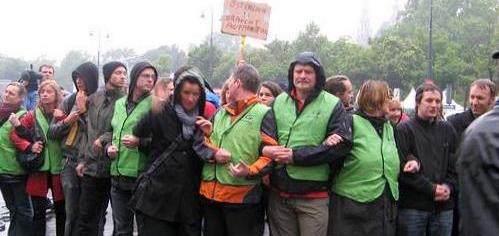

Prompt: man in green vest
xmin=199 ymin=64 xmax=277 ymax=236
xmin=266 ymin=52 xmax=352 ymax=236
xmin=106 ymin=61 xmax=157 ymax=236
xmin=0 ymin=82 xmax=31 ymax=236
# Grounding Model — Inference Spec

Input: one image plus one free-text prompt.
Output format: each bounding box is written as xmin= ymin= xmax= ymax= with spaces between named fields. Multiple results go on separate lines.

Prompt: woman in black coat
xmin=130 ymin=66 xmax=214 ymax=236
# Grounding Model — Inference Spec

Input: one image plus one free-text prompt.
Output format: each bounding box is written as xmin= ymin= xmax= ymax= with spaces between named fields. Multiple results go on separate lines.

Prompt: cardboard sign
xmin=221 ymin=0 xmax=271 ymax=40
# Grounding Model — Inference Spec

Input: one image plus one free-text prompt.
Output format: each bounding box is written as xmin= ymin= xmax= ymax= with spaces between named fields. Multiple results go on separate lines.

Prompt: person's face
xmin=135 ymin=68 xmax=156 ymax=95
xmin=258 ymin=86 xmax=275 ymax=106
xmin=386 ymin=103 xmax=402 ymax=123
xmin=179 ymin=81 xmax=201 ymax=112
xmin=339 ymin=80 xmax=353 ymax=107
xmin=108 ymin=66 xmax=127 ymax=89
xmin=39 ymin=85 xmax=57 ymax=105
xmin=76 ymin=76 xmax=86 ymax=92
xmin=417 ymin=90 xmax=441 ymax=120
xmin=3 ymin=85 xmax=23 ymax=105
xmin=293 ymin=64 xmax=316 ymax=94
xmin=469 ymin=85 xmax=494 ymax=117
xmin=40 ymin=66 xmax=54 ymax=81
xmin=226 ymin=77 xmax=240 ymax=103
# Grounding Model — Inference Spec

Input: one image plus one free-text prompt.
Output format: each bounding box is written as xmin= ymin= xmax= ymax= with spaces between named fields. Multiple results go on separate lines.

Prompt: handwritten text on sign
xmin=221 ymin=0 xmax=271 ymax=40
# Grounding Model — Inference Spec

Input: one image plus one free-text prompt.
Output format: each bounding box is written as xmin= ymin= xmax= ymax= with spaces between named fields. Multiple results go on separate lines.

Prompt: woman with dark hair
xmin=329 ymin=80 xmax=417 ymax=236
xmin=258 ymin=81 xmax=283 ymax=106
xmin=130 ymin=66 xmax=214 ymax=235
xmin=10 ymin=80 xmax=66 ymax=236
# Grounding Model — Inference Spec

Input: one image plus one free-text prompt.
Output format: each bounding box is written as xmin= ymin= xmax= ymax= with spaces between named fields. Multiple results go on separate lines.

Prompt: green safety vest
xmin=202 ymin=103 xmax=269 ymax=185
xmin=36 ymin=107 xmax=63 ymax=174
xmin=332 ymin=114 xmax=400 ymax=202
xmin=110 ymin=96 xmax=151 ymax=177
xmin=0 ymin=109 xmax=27 ymax=175
xmin=273 ymin=91 xmax=339 ymax=181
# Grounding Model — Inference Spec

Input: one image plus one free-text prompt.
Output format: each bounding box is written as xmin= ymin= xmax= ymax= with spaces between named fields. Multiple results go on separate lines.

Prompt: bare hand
xmin=195 ymin=116 xmax=212 ymax=135
xmin=31 ymin=141 xmax=44 ymax=154
xmin=93 ymin=139 xmax=103 ymax=152
xmin=8 ymin=113 xmax=20 ymax=127
xmin=274 ymin=148 xmax=294 ymax=164
xmin=76 ymin=163 xmax=85 ymax=177
xmin=53 ymin=109 xmax=65 ymax=120
xmin=324 ymin=133 xmax=343 ymax=146
xmin=107 ymin=145 xmax=118 ymax=159
xmin=262 ymin=146 xmax=287 ymax=159
xmin=403 ymin=160 xmax=420 ymax=173
xmin=75 ymin=91 xmax=87 ymax=113
xmin=434 ymin=184 xmax=451 ymax=201
xmin=122 ymin=135 xmax=140 ymax=148
xmin=64 ymin=111 xmax=79 ymax=125
xmin=229 ymin=161 xmax=250 ymax=178
xmin=214 ymin=148 xmax=231 ymax=164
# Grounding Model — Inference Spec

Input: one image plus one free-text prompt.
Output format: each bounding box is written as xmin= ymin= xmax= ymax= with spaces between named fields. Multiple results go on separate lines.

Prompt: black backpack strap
xmin=144 ymin=135 xmax=183 ymax=175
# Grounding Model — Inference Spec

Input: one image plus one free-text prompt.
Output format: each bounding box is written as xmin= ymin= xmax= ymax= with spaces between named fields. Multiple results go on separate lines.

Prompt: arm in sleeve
xmin=9 ymin=112 xmax=35 ymax=152
xmin=248 ymin=110 xmax=279 ymax=178
xmin=443 ymin=123 xmax=458 ymax=192
xmin=292 ymin=102 xmax=353 ymax=166
xmin=396 ymin=122 xmax=436 ymax=197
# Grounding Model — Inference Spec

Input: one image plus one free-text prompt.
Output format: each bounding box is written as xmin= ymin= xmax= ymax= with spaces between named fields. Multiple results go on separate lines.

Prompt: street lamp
xmin=201 ymin=7 xmax=214 ymax=82
xmin=89 ymin=30 xmax=110 ymax=73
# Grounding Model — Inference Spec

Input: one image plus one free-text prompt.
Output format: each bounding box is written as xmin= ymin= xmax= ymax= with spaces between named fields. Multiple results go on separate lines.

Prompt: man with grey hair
xmin=456 ymin=50 xmax=499 ymax=235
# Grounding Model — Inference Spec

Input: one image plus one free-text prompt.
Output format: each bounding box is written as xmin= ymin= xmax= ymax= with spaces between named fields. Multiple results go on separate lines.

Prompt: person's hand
xmin=93 ymin=139 xmax=103 ymax=152
xmin=122 ymin=135 xmax=140 ymax=148
xmin=434 ymin=184 xmax=451 ymax=201
xmin=229 ymin=161 xmax=250 ymax=178
xmin=63 ymin=111 xmax=79 ymax=125
xmin=8 ymin=113 xmax=20 ymax=127
xmin=75 ymin=91 xmax=87 ymax=113
xmin=107 ymin=145 xmax=118 ymax=159
xmin=31 ymin=141 xmax=44 ymax=154
xmin=403 ymin=160 xmax=420 ymax=173
xmin=195 ymin=116 xmax=213 ymax=135
xmin=53 ymin=109 xmax=65 ymax=120
xmin=274 ymin=148 xmax=294 ymax=164
xmin=214 ymin=148 xmax=231 ymax=164
xmin=262 ymin=146 xmax=287 ymax=159
xmin=76 ymin=163 xmax=85 ymax=177
xmin=323 ymin=133 xmax=343 ymax=146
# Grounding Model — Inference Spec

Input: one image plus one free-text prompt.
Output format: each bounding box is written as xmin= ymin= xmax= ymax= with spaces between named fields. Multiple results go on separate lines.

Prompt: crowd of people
xmin=0 ymin=50 xmax=497 ymax=236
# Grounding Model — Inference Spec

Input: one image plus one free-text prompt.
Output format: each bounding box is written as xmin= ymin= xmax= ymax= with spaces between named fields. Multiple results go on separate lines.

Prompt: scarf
xmin=174 ymin=104 xmax=198 ymax=140
xmin=0 ymin=102 xmax=21 ymax=125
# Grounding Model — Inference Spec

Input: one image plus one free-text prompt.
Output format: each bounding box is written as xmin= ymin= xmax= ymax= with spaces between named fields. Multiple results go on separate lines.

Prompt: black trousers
xmin=202 ymin=198 xmax=263 ymax=236
xmin=32 ymin=196 xmax=65 ymax=236
xmin=137 ymin=213 xmax=200 ymax=236
xmin=74 ymin=175 xmax=110 ymax=236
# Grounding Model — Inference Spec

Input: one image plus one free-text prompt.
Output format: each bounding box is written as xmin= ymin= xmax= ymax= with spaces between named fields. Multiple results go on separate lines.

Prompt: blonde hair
xmin=6 ymin=82 xmax=27 ymax=99
xmin=38 ymin=80 xmax=63 ymax=107
xmin=356 ymin=80 xmax=390 ymax=114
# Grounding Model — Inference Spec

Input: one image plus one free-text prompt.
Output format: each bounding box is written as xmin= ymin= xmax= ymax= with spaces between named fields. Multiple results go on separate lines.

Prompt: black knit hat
xmin=103 ymin=61 xmax=127 ymax=84
xmin=493 ymin=50 xmax=499 ymax=59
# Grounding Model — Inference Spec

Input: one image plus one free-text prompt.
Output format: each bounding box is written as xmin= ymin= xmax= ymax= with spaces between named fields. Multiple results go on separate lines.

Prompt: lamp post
xmin=427 ymin=0 xmax=434 ymax=81
xmin=89 ymin=30 xmax=109 ymax=72
xmin=201 ymin=7 xmax=214 ymax=82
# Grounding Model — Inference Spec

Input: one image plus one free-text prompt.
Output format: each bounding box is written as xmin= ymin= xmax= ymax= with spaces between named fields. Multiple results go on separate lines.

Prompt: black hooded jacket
xmin=131 ymin=67 xmax=213 ymax=223
xmin=48 ymin=62 xmax=99 ymax=164
xmin=126 ymin=62 xmax=158 ymax=111
xmin=267 ymin=52 xmax=353 ymax=194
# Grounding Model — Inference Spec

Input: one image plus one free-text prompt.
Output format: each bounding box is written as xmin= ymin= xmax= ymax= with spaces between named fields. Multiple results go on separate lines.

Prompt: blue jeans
xmin=111 ymin=177 xmax=136 ymax=236
xmin=0 ymin=178 xmax=34 ymax=236
xmin=397 ymin=209 xmax=453 ymax=236
xmin=24 ymin=90 xmax=38 ymax=111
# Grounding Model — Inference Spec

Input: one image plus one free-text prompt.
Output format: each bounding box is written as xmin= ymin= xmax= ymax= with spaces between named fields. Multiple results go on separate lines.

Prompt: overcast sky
xmin=0 ymin=0 xmax=405 ymax=63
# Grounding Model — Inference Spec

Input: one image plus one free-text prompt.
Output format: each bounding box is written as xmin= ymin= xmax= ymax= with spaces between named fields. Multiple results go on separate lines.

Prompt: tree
xmin=56 ymin=51 xmax=91 ymax=90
